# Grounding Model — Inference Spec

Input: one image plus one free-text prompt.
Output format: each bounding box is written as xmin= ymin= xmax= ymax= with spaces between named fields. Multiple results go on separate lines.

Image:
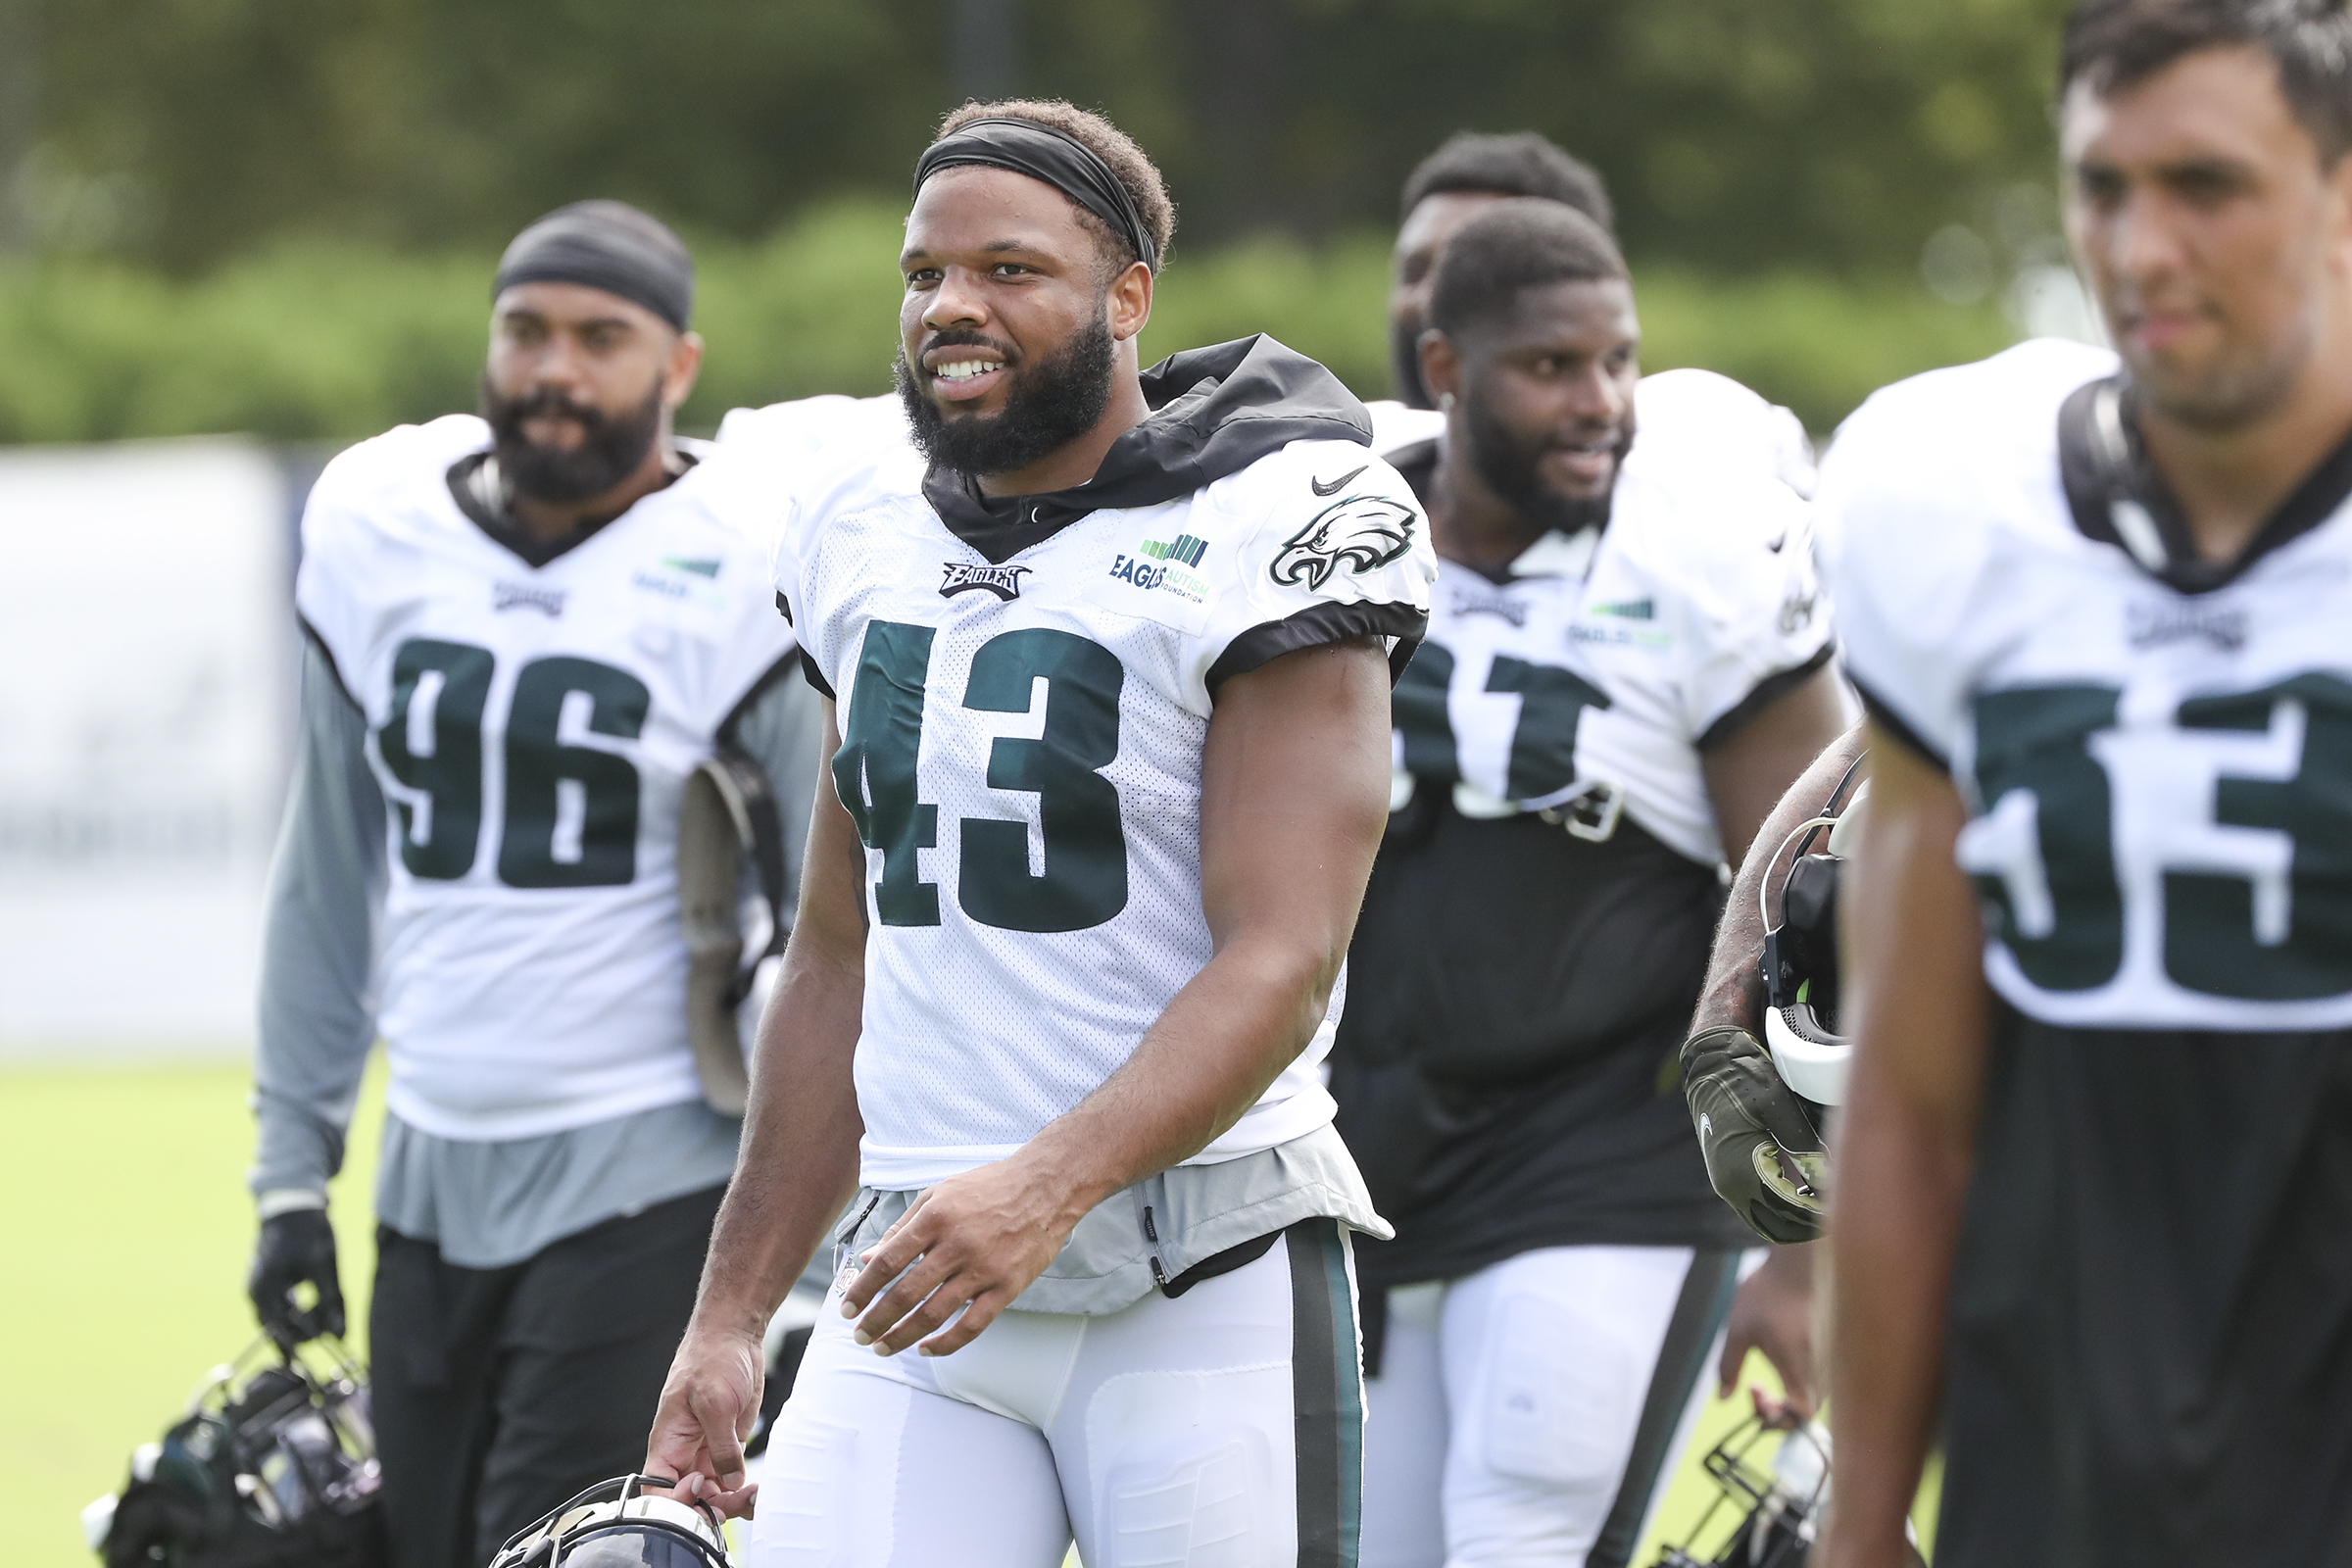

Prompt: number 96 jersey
xmin=776 ymin=432 xmax=1435 ymax=1191
xmin=296 ymin=414 xmax=802 ymax=1142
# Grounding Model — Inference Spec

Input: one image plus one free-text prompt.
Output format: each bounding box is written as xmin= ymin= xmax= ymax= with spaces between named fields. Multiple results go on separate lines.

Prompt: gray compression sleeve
xmin=248 ymin=637 xmax=388 ymax=1205
xmin=722 ymin=658 xmax=827 ymax=923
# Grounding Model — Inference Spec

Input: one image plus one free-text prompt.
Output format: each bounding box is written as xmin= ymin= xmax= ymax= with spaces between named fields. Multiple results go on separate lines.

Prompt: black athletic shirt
xmin=1333 ymin=436 xmax=1797 ymax=1290
xmin=1938 ymin=1012 xmax=2352 ymax=1564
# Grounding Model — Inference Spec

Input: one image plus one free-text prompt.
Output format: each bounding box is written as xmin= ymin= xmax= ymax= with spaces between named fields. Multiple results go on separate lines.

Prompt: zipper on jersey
xmin=1143 ymin=1204 xmax=1168 ymax=1289
xmin=832 ymin=1192 xmax=884 ymax=1282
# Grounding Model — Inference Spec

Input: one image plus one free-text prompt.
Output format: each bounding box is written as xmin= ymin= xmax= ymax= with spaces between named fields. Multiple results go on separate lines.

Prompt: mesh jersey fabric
xmin=294 ymin=413 xmax=806 ymax=1140
xmin=1334 ymin=383 xmax=1826 ymax=1284
xmin=1816 ymin=338 xmax=2352 ymax=1562
xmin=773 ymin=426 xmax=1436 ymax=1190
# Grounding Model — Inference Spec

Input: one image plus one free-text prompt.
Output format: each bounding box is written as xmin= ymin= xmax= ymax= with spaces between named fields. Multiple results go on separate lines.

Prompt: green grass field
xmin=0 ymin=1054 xmax=1928 ymax=1568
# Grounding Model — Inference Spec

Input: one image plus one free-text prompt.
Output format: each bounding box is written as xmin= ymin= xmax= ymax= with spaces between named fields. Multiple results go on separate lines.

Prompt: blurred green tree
xmin=24 ymin=0 xmax=2071 ymax=274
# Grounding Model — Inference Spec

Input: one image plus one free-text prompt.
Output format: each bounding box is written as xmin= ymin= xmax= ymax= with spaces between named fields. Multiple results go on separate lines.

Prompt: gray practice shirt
xmin=249 ymin=639 xmax=824 ymax=1269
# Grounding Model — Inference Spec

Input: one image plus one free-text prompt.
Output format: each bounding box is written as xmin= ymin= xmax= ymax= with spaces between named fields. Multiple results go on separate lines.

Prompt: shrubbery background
xmin=0 ymin=200 xmax=2012 ymax=447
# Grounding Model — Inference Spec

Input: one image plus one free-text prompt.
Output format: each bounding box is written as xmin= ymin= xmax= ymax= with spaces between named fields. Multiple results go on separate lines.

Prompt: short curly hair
xmin=1429 ymin=198 xmax=1628 ymax=339
xmin=1399 ymin=131 xmax=1614 ymax=233
xmin=934 ymin=99 xmax=1178 ymax=275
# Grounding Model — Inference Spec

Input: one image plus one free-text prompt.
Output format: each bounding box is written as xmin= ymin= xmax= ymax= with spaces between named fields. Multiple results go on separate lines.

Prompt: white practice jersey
xmin=777 ymin=436 xmax=1436 ymax=1189
xmin=1368 ymin=368 xmax=1817 ymax=502
xmin=1378 ymin=374 xmax=1831 ymax=868
xmin=298 ymin=413 xmax=810 ymax=1140
xmin=1823 ymin=337 xmax=2352 ymax=1031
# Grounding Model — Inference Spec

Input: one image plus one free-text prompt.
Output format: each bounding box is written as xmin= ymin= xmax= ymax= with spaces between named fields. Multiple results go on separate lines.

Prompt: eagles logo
xmin=1268 ymin=494 xmax=1418 ymax=592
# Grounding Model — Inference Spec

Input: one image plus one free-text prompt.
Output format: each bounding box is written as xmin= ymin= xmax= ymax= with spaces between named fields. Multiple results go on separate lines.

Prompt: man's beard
xmin=897 ymin=310 xmax=1117 ymax=480
xmin=1391 ymin=316 xmax=1434 ymax=410
xmin=480 ymin=376 xmax=663 ymax=504
xmin=1464 ymin=392 xmax=1635 ymax=536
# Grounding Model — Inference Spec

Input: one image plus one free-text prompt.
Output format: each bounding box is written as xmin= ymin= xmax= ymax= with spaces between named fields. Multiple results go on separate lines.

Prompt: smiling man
xmin=1329 ymin=199 xmax=1848 ymax=1568
xmin=644 ymin=101 xmax=1435 ymax=1568
xmin=1814 ymin=2 xmax=2352 ymax=1564
xmin=240 ymin=201 xmax=855 ymax=1568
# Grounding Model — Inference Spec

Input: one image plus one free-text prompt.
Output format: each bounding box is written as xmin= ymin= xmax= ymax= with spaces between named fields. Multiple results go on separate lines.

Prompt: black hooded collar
xmin=921 ymin=334 xmax=1374 ymax=564
xmin=2057 ymin=373 xmax=2352 ymax=595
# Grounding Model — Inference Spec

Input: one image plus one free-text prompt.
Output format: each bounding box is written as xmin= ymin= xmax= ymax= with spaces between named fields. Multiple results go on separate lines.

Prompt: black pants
xmin=368 ymin=1184 xmax=723 ymax=1568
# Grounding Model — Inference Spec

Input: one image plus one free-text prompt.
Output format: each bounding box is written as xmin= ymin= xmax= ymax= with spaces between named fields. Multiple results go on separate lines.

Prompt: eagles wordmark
xmin=939 ymin=562 xmax=1033 ymax=601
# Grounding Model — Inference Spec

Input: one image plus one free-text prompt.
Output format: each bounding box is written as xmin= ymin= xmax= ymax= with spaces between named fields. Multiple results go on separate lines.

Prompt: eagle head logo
xmin=1269 ymin=494 xmax=1418 ymax=592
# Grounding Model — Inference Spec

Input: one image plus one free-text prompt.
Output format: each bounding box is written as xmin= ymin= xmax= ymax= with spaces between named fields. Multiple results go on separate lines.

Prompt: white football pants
xmin=748 ymin=1220 xmax=1364 ymax=1568
xmin=1359 ymin=1244 xmax=1752 ymax=1568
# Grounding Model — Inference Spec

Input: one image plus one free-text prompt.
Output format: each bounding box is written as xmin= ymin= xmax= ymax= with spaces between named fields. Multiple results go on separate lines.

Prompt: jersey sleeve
xmin=291 ymin=439 xmax=391 ymax=696
xmin=1653 ymin=474 xmax=1836 ymax=750
xmin=251 ymin=637 xmax=387 ymax=1204
xmin=1813 ymin=375 xmax=2002 ymax=769
xmin=1193 ymin=439 xmax=1438 ymax=700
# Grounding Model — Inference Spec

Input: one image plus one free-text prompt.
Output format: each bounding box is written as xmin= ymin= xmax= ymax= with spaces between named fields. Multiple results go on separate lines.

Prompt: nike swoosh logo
xmin=1311 ymin=466 xmax=1368 ymax=497
xmin=1765 ymin=532 xmax=1787 ymax=554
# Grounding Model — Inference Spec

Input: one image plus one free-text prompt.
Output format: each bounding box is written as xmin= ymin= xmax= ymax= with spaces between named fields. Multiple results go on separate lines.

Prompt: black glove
xmin=1681 ymin=1026 xmax=1829 ymax=1245
xmin=248 ymin=1207 xmax=346 ymax=1346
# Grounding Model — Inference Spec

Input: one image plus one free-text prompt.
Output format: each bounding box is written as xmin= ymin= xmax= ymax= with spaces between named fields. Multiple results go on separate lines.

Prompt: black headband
xmin=492 ymin=200 xmax=695 ymax=332
xmin=913 ymin=118 xmax=1157 ymax=272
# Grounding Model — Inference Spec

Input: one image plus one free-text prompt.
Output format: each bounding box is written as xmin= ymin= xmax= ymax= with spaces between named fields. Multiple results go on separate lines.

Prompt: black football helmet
xmin=488 ymin=1475 xmax=734 ymax=1568
xmin=84 ymin=1335 xmax=382 ymax=1568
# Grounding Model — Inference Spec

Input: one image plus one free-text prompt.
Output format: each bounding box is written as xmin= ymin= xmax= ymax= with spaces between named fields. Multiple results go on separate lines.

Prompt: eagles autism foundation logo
xmin=1269 ymin=494 xmax=1417 ymax=592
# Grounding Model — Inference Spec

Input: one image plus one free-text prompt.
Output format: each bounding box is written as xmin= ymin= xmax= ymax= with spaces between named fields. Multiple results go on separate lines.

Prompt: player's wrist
xmin=1003 ymin=1136 xmax=1123 ymax=1234
xmin=255 ymin=1188 xmax=329 ymax=1219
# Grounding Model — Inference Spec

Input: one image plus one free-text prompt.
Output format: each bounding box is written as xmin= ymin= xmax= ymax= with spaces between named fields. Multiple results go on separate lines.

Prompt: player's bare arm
xmin=646 ymin=706 xmax=867 ymax=1510
xmin=839 ymin=633 xmax=1394 ymax=1358
xmin=1815 ymin=728 xmax=1988 ymax=1568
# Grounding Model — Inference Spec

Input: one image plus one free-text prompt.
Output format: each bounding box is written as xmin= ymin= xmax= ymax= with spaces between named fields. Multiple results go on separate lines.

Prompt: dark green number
xmin=378 ymin=639 xmax=494 ymax=878
xmin=376 ymin=638 xmax=648 ymax=887
xmin=832 ymin=621 xmax=943 ymax=926
xmin=1969 ymin=685 xmax=2126 ymax=991
xmin=1485 ymin=655 xmax=1611 ymax=802
xmin=498 ymin=657 xmax=651 ymax=889
xmin=2167 ymin=674 xmax=2352 ymax=1000
xmin=1392 ymin=643 xmax=1458 ymax=782
xmin=1390 ymin=644 xmax=1610 ymax=803
xmin=960 ymin=628 xmax=1129 ymax=933
xmin=828 ymin=620 xmax=1134 ymax=933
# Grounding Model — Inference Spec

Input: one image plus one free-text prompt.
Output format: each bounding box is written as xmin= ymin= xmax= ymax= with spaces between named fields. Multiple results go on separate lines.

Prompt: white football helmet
xmin=489 ymin=1475 xmax=733 ymax=1568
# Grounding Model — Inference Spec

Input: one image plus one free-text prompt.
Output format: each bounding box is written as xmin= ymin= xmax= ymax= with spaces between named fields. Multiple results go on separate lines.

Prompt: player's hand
xmin=1718 ymin=1241 xmax=1817 ymax=1428
xmin=838 ymin=1157 xmax=1085 ymax=1358
xmin=1681 ymin=1025 xmax=1828 ymax=1244
xmin=248 ymin=1207 xmax=346 ymax=1347
xmin=644 ymin=1324 xmax=765 ymax=1519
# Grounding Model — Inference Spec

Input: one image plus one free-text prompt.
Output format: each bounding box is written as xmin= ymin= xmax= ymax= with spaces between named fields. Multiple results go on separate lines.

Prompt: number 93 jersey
xmin=1822 ymin=338 xmax=2352 ymax=1030
xmin=776 ymin=434 xmax=1436 ymax=1190
xmin=296 ymin=414 xmax=803 ymax=1141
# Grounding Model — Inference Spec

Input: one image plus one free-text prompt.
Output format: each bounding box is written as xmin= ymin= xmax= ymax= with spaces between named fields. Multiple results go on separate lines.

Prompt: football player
xmin=1379 ymin=132 xmax=1869 ymax=1278
xmin=1816 ymin=2 xmax=2352 ymax=1564
xmin=1330 ymin=197 xmax=1850 ymax=1568
xmin=644 ymin=101 xmax=1434 ymax=1568
xmin=242 ymin=201 xmax=848 ymax=1568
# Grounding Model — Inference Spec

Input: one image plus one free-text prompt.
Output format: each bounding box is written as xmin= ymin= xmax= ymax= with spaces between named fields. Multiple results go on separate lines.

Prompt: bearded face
xmin=897 ymin=308 xmax=1118 ymax=478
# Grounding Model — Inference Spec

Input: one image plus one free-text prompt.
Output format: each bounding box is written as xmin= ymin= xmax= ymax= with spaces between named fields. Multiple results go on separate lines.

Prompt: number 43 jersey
xmin=296 ymin=414 xmax=804 ymax=1141
xmin=775 ymin=376 xmax=1435 ymax=1192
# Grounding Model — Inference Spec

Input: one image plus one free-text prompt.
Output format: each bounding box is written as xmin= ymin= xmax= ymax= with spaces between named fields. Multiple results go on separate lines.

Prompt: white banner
xmin=0 ymin=438 xmax=296 ymax=1052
